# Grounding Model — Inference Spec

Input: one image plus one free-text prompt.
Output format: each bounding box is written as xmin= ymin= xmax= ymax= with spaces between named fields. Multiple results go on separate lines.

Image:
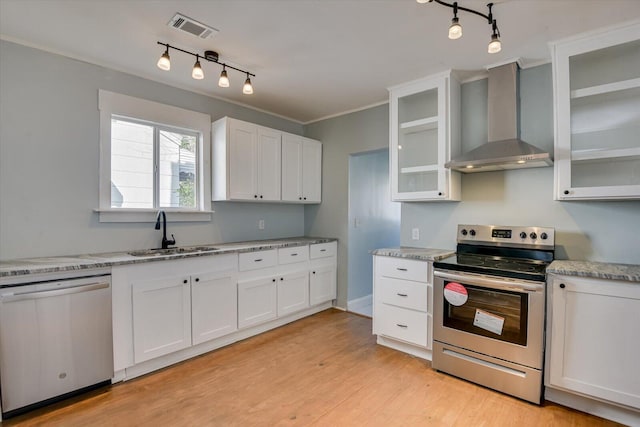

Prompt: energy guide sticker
xmin=473 ymin=309 xmax=505 ymax=335
xmin=444 ymin=282 xmax=468 ymax=306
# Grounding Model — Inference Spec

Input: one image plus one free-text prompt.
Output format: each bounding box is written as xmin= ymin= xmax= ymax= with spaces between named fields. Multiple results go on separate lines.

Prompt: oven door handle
xmin=434 ymin=270 xmax=544 ymax=293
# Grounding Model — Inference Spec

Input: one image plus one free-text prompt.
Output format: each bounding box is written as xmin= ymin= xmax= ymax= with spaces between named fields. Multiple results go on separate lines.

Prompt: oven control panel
xmin=457 ymin=224 xmax=554 ymax=249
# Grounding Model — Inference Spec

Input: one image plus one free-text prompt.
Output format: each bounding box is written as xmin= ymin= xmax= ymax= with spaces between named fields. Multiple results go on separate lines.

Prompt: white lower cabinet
xmin=191 ymin=269 xmax=238 ymax=345
xmin=309 ymin=241 xmax=338 ymax=305
xmin=546 ymin=274 xmax=640 ymax=412
xmin=238 ymin=276 xmax=278 ymax=329
xmin=112 ymin=242 xmax=337 ymax=381
xmin=132 ymin=275 xmax=192 ymax=364
xmin=373 ymin=255 xmax=433 ymax=360
xmin=277 ymin=270 xmax=310 ymax=316
xmin=310 ymin=264 xmax=336 ymax=305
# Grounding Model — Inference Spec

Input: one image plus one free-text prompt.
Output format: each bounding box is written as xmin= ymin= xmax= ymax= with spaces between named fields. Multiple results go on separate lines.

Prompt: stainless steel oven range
xmin=432 ymin=224 xmax=555 ymax=404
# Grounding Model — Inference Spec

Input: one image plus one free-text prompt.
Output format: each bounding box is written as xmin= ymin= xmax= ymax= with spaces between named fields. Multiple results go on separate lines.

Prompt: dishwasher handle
xmin=1 ymin=282 xmax=110 ymax=303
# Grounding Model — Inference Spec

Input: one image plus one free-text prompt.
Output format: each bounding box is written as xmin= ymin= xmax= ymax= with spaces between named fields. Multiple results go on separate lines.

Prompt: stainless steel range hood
xmin=446 ymin=62 xmax=553 ymax=173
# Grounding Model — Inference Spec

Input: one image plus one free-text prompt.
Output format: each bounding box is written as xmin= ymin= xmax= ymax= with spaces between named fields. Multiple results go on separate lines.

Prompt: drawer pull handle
xmin=396 ymin=324 xmax=408 ymax=328
xmin=254 ymin=259 xmax=263 ymax=262
xmin=397 ymin=293 xmax=408 ymax=297
xmin=320 ymin=249 xmax=326 ymax=252
xmin=291 ymin=253 xmax=298 ymax=256
xmin=396 ymin=268 xmax=408 ymax=271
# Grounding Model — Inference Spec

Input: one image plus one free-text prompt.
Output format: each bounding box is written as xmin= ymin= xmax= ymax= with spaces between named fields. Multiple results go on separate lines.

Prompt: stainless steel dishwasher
xmin=0 ymin=273 xmax=113 ymax=417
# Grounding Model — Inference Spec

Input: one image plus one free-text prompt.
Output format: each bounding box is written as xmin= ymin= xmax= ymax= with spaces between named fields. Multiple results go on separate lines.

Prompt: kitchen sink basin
xmin=128 ymin=246 xmax=219 ymax=257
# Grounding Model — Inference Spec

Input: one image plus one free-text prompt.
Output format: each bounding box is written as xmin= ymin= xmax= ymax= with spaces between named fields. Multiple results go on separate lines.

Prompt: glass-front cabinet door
xmin=389 ymin=71 xmax=461 ymax=201
xmin=552 ymin=22 xmax=640 ymax=200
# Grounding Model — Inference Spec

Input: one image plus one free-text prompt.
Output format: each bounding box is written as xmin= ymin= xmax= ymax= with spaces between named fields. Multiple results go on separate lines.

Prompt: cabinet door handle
xmin=396 ymin=324 xmax=408 ymax=328
xmin=260 ymin=195 xmax=263 ymax=199
xmin=559 ymin=283 xmax=565 ymax=289
xmin=397 ymin=293 xmax=408 ymax=297
xmin=272 ymin=278 xmax=276 ymax=282
xmin=438 ymin=192 xmax=443 ymax=196
xmin=291 ymin=253 xmax=298 ymax=256
xmin=254 ymin=259 xmax=263 ymax=262
xmin=303 ymin=197 xmax=307 ymax=200
xmin=195 ymin=278 xmax=200 ymax=282
xmin=183 ymin=279 xmax=188 ymax=284
xmin=396 ymin=268 xmax=408 ymax=272
xmin=312 ymin=271 xmax=316 ymax=274
xmin=254 ymin=195 xmax=258 ymax=198
xmin=280 ymin=277 xmax=284 ymax=281
xmin=563 ymin=190 xmax=570 ymax=195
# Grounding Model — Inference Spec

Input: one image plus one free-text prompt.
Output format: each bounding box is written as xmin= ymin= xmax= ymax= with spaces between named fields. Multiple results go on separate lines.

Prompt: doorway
xmin=348 ymin=148 xmax=401 ymax=317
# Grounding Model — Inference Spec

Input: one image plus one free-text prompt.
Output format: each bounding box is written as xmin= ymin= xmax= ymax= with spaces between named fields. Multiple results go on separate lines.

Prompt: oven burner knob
xmin=519 ymin=232 xmax=527 ymax=239
xmin=529 ymin=232 xmax=537 ymax=240
xmin=461 ymin=229 xmax=468 ymax=236
xmin=541 ymin=232 xmax=548 ymax=240
xmin=469 ymin=229 xmax=476 ymax=237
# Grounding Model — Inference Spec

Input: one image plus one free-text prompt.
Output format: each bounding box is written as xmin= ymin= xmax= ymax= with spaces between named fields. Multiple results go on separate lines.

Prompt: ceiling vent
xmin=168 ymin=13 xmax=219 ymax=39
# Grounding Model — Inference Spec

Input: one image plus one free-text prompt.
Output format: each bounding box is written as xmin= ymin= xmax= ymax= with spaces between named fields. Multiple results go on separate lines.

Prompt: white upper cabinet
xmin=212 ymin=117 xmax=281 ymax=202
xmin=281 ymin=133 xmax=322 ymax=203
xmin=389 ymin=71 xmax=461 ymax=201
xmin=212 ymin=117 xmax=321 ymax=203
xmin=552 ymin=22 xmax=640 ymax=200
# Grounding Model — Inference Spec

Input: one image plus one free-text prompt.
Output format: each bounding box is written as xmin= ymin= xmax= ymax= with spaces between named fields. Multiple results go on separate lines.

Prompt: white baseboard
xmin=348 ymin=294 xmax=372 ymax=312
xmin=545 ymin=387 xmax=640 ymax=426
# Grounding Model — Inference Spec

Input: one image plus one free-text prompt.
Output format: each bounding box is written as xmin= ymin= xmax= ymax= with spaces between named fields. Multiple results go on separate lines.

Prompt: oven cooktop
xmin=433 ymin=253 xmax=550 ymax=282
xmin=433 ymin=224 xmax=556 ymax=283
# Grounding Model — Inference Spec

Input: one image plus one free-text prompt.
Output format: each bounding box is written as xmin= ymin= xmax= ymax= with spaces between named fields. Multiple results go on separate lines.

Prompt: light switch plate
xmin=258 ymin=219 xmax=265 ymax=230
xmin=412 ymin=228 xmax=419 ymax=240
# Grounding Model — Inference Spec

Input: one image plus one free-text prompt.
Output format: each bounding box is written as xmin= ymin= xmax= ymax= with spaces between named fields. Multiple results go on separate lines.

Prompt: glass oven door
xmin=442 ymin=282 xmax=528 ymax=345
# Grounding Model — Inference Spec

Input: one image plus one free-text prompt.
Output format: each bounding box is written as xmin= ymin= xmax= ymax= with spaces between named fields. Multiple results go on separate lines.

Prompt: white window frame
xmin=97 ymin=90 xmax=212 ymax=223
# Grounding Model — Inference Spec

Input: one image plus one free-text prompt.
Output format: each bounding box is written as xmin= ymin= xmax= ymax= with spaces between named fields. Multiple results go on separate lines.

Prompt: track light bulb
xmin=218 ymin=68 xmax=230 ymax=88
xmin=192 ymin=56 xmax=204 ymax=80
xmin=448 ymin=17 xmax=462 ymax=40
xmin=243 ymin=75 xmax=253 ymax=95
xmin=488 ymin=34 xmax=502 ymax=54
xmin=157 ymin=48 xmax=170 ymax=71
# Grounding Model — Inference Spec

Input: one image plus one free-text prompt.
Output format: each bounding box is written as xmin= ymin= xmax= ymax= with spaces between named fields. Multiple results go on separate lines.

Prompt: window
xmin=110 ymin=117 xmax=198 ymax=210
xmin=98 ymin=90 xmax=211 ymax=222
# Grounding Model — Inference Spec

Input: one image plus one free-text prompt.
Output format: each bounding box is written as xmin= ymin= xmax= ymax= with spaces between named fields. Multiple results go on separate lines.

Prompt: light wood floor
xmin=4 ymin=309 xmax=621 ymax=426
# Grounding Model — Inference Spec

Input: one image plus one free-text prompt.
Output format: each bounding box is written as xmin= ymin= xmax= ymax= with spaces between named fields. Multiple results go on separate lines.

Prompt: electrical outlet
xmin=412 ymin=228 xmax=420 ymax=240
xmin=258 ymin=219 xmax=265 ymax=230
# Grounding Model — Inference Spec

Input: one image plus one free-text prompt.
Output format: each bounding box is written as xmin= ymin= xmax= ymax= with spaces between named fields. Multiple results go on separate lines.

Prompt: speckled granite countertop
xmin=0 ymin=237 xmax=337 ymax=279
xmin=547 ymin=260 xmax=640 ymax=282
xmin=371 ymin=247 xmax=454 ymax=261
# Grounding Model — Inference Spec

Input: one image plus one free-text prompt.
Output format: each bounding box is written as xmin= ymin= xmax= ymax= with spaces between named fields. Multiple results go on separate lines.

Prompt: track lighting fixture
xmin=156 ymin=42 xmax=256 ymax=94
xmin=420 ymin=0 xmax=502 ymax=54
xmin=218 ymin=66 xmax=230 ymax=88
xmin=243 ymin=73 xmax=254 ymax=95
xmin=448 ymin=3 xmax=462 ymax=40
xmin=157 ymin=47 xmax=170 ymax=71
xmin=192 ymin=55 xmax=204 ymax=80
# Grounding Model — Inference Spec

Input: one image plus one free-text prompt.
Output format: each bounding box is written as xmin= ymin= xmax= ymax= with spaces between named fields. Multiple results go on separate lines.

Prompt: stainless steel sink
xmin=128 ymin=246 xmax=219 ymax=257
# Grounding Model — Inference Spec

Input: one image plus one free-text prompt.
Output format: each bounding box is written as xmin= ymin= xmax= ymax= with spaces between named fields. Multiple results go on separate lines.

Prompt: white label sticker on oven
xmin=473 ymin=309 xmax=505 ymax=335
xmin=444 ymin=282 xmax=468 ymax=306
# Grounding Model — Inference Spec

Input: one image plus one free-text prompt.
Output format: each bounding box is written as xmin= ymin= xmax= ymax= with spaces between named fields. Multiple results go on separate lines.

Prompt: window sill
xmin=94 ymin=208 xmax=214 ymax=223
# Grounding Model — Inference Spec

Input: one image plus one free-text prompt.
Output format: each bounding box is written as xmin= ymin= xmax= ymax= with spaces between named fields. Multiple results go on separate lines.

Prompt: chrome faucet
xmin=155 ymin=210 xmax=176 ymax=249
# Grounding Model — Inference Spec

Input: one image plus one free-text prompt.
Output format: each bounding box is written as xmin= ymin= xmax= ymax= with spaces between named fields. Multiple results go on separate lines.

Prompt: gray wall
xmin=304 ymin=104 xmax=389 ymax=308
xmin=0 ymin=41 xmax=304 ymax=260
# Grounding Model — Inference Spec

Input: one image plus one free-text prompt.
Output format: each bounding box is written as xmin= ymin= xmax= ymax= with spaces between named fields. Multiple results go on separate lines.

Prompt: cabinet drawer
xmin=376 ymin=257 xmax=429 ymax=282
xmin=376 ymin=304 xmax=428 ymax=348
xmin=377 ymin=277 xmax=428 ymax=312
xmin=278 ymin=246 xmax=309 ymax=265
xmin=238 ymin=249 xmax=278 ymax=271
xmin=310 ymin=242 xmax=336 ymax=259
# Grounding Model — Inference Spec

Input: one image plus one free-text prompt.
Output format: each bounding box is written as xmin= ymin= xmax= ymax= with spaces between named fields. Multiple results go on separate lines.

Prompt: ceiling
xmin=1 ymin=0 xmax=639 ymax=124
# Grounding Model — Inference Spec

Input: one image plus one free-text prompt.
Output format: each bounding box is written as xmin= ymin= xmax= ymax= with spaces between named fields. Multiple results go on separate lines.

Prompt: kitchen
xmin=1 ymin=0 xmax=640 ymax=425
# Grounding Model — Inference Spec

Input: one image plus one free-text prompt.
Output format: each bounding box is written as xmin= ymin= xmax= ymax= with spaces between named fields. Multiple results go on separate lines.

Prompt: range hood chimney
xmin=446 ymin=62 xmax=553 ymax=173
